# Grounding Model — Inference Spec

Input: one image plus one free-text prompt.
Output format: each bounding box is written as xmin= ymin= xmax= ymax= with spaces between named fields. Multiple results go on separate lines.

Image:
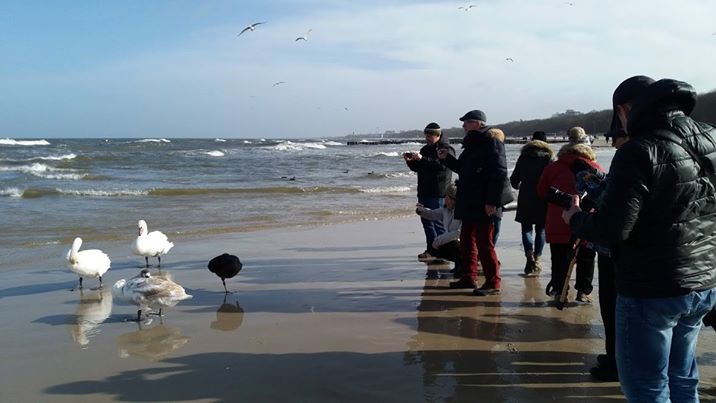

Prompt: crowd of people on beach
xmin=404 ymin=75 xmax=716 ymax=402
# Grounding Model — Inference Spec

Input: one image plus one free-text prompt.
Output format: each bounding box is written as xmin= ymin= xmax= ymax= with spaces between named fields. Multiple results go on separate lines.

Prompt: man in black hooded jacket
xmin=563 ymin=76 xmax=716 ymax=401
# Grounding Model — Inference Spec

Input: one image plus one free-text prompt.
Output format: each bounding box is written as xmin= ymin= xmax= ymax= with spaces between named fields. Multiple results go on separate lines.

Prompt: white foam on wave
xmin=204 ymin=150 xmax=225 ymax=157
xmin=0 ymin=163 xmax=84 ymax=180
xmin=57 ymin=188 xmax=148 ymax=197
xmin=359 ymin=186 xmax=412 ymax=193
xmin=384 ymin=172 xmax=414 ymax=178
xmin=215 ymin=138 xmax=227 ymax=142
xmin=0 ymin=187 xmax=23 ymax=197
xmin=40 ymin=153 xmax=76 ymax=161
xmin=322 ymin=141 xmax=344 ymax=146
xmin=134 ymin=138 xmax=171 ymax=143
xmin=0 ymin=138 xmax=50 ymax=146
xmin=374 ymin=151 xmax=400 ymax=157
xmin=272 ymin=141 xmax=327 ymax=151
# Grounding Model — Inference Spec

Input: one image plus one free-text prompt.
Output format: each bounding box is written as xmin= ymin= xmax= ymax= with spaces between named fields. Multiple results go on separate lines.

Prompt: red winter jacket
xmin=536 ymin=143 xmax=604 ymax=244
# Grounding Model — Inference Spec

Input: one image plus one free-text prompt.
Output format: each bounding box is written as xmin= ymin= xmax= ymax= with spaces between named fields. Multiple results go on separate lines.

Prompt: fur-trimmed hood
xmin=520 ymin=140 xmax=554 ymax=159
xmin=557 ymin=142 xmax=596 ymax=161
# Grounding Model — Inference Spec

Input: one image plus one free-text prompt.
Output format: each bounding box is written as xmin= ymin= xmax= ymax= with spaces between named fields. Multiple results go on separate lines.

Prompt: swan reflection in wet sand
xmin=210 ymin=295 xmax=244 ymax=331
xmin=68 ymin=288 xmax=113 ymax=347
xmin=116 ymin=321 xmax=190 ymax=361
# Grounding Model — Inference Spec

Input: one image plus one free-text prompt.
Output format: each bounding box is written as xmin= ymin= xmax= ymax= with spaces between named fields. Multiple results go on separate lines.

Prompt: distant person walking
xmin=438 ymin=110 xmax=506 ymax=296
xmin=404 ymin=122 xmax=455 ymax=260
xmin=510 ymin=130 xmax=554 ymax=276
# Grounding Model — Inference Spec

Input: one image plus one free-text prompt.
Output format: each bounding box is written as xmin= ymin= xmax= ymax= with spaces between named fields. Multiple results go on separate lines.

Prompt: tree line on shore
xmin=350 ymin=89 xmax=716 ymax=140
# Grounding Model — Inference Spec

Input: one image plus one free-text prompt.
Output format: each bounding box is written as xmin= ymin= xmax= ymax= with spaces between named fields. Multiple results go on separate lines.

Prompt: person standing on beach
xmin=438 ymin=110 xmax=506 ymax=296
xmin=537 ymin=133 xmax=603 ymax=304
xmin=404 ymin=122 xmax=455 ymax=260
xmin=563 ymin=76 xmax=716 ymax=401
xmin=510 ymin=130 xmax=554 ymax=276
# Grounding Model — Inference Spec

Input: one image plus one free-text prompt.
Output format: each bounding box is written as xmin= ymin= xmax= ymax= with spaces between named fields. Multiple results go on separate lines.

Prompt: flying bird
xmin=505 ymin=57 xmax=514 ymax=62
xmin=113 ymin=269 xmax=192 ymax=322
xmin=132 ymin=220 xmax=174 ymax=268
xmin=295 ymin=29 xmax=313 ymax=42
xmin=66 ymin=237 xmax=111 ymax=290
xmin=272 ymin=81 xmax=286 ymax=87
xmin=458 ymin=5 xmax=477 ymax=11
xmin=208 ymin=253 xmax=243 ymax=293
xmin=238 ymin=21 xmax=266 ymax=36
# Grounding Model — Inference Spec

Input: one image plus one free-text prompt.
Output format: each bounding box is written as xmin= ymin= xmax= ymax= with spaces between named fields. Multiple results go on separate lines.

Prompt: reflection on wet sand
xmin=210 ymin=296 xmax=244 ymax=331
xmin=405 ymin=275 xmax=623 ymax=402
xmin=68 ymin=288 xmax=113 ymax=347
xmin=116 ymin=322 xmax=190 ymax=361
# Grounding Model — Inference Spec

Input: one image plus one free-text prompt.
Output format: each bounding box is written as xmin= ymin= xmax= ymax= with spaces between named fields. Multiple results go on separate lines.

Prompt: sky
xmin=1 ymin=0 xmax=715 ymax=139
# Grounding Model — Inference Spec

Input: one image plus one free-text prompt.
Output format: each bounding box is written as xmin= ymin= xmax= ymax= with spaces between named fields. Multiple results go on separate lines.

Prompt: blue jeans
xmin=418 ymin=196 xmax=445 ymax=253
xmin=616 ymin=289 xmax=716 ymax=403
xmin=520 ymin=223 xmax=545 ymax=257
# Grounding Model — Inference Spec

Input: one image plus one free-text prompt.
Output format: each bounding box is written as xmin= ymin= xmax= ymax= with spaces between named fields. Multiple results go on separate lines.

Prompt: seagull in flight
xmin=272 ymin=81 xmax=286 ymax=87
xmin=458 ymin=5 xmax=477 ymax=11
xmin=295 ymin=29 xmax=313 ymax=42
xmin=238 ymin=21 xmax=266 ymax=36
xmin=505 ymin=57 xmax=514 ymax=62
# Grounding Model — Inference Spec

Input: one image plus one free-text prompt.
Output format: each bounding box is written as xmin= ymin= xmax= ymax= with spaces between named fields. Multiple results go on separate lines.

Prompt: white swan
xmin=113 ymin=269 xmax=192 ymax=321
xmin=66 ymin=237 xmax=111 ymax=290
xmin=132 ymin=220 xmax=174 ymax=268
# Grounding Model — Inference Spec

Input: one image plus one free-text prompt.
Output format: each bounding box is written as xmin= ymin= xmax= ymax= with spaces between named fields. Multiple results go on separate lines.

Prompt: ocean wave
xmin=133 ymin=138 xmax=171 ymax=143
xmin=358 ymin=186 xmax=412 ymax=193
xmin=373 ymin=151 xmax=400 ymax=157
xmin=271 ymin=141 xmax=327 ymax=151
xmin=0 ymin=138 xmax=50 ymax=146
xmin=0 ymin=163 xmax=84 ymax=180
xmin=149 ymin=186 xmax=362 ymax=197
xmin=0 ymin=187 xmax=23 ymax=197
xmin=204 ymin=150 xmax=225 ymax=157
xmin=215 ymin=138 xmax=227 ymax=142
xmin=19 ymin=188 xmax=149 ymax=198
xmin=322 ymin=141 xmax=344 ymax=146
xmin=38 ymin=153 xmax=77 ymax=161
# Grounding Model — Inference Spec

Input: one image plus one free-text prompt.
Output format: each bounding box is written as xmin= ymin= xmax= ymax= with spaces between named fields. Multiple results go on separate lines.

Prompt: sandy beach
xmin=2 ymin=212 xmax=716 ymax=402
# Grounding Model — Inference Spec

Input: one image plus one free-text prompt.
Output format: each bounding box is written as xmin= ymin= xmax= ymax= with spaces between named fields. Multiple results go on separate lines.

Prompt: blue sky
xmin=2 ymin=0 xmax=715 ymax=139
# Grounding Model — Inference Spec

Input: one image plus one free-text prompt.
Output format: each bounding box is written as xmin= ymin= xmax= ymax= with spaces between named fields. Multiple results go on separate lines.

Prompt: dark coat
xmin=510 ymin=140 xmax=554 ymax=225
xmin=570 ymin=79 xmax=716 ymax=298
xmin=441 ymin=128 xmax=507 ymax=221
xmin=537 ymin=143 xmax=603 ymax=244
xmin=406 ymin=136 xmax=454 ymax=198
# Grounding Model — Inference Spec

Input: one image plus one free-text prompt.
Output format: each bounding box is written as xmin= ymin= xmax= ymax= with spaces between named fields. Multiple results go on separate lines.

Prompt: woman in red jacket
xmin=537 ymin=141 xmax=603 ymax=303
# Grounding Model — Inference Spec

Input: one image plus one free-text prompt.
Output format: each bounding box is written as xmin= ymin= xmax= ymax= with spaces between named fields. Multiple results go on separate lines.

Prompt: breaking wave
xmin=0 ymin=138 xmax=50 ymax=146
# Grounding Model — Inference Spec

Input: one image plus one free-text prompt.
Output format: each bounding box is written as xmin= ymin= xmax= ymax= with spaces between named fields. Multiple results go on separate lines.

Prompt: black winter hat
xmin=532 ymin=131 xmax=547 ymax=142
xmin=424 ymin=122 xmax=441 ymax=134
xmin=610 ymin=75 xmax=655 ymax=133
xmin=459 ymin=109 xmax=487 ymax=122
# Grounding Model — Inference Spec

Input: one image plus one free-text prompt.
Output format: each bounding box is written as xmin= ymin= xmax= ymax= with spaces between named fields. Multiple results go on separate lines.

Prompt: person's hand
xmin=485 ymin=205 xmax=497 ymax=216
xmin=414 ymin=153 xmax=422 ymax=161
xmin=415 ymin=203 xmax=425 ymax=215
xmin=561 ymin=195 xmax=582 ymax=224
xmin=437 ymin=148 xmax=448 ymax=160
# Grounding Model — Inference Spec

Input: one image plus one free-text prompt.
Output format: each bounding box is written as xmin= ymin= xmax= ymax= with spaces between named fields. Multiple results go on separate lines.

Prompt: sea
xmin=0 ymin=137 xmax=616 ymax=266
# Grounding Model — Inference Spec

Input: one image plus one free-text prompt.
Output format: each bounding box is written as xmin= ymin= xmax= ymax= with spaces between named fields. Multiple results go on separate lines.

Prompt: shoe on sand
xmin=473 ymin=284 xmax=501 ymax=296
xmin=576 ymin=291 xmax=592 ymax=303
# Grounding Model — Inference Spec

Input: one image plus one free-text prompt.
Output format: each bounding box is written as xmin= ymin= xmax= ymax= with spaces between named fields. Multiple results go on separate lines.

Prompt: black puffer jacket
xmin=570 ymin=79 xmax=716 ymax=297
xmin=441 ymin=128 xmax=507 ymax=221
xmin=510 ymin=140 xmax=554 ymax=225
xmin=406 ymin=136 xmax=454 ymax=197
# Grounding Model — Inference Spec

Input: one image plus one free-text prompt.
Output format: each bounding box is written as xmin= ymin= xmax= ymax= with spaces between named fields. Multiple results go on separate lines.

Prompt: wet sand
xmin=2 ymin=212 xmax=716 ymax=402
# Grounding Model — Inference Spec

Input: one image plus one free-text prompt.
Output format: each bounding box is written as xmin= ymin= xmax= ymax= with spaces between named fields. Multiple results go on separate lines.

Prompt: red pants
xmin=460 ymin=219 xmax=501 ymax=288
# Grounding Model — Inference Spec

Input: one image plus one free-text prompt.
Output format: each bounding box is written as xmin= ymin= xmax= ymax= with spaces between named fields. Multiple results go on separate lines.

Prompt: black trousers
xmin=433 ymin=240 xmax=461 ymax=265
xmin=598 ymin=254 xmax=616 ymax=362
xmin=549 ymin=243 xmax=595 ymax=295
